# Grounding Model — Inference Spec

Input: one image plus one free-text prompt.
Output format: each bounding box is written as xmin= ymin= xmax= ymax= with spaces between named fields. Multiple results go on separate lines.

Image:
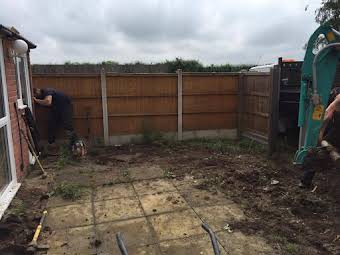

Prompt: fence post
xmin=237 ymin=72 xmax=245 ymax=139
xmin=177 ymin=69 xmax=183 ymax=141
xmin=100 ymin=67 xmax=109 ymax=145
xmin=268 ymin=66 xmax=280 ymax=156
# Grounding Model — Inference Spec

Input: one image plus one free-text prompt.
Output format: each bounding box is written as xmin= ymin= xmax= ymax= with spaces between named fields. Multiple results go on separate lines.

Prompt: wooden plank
xmin=183 ymin=94 xmax=237 ymax=114
xmin=183 ymin=75 xmax=238 ymax=94
xmin=177 ymin=69 xmax=183 ymax=140
xmin=183 ymin=113 xmax=236 ymax=131
xmin=101 ymin=67 xmax=109 ymax=145
xmin=108 ymin=115 xmax=177 ymax=134
xmin=106 ymin=75 xmax=177 ymax=97
xmin=107 ymin=97 xmax=177 ymax=115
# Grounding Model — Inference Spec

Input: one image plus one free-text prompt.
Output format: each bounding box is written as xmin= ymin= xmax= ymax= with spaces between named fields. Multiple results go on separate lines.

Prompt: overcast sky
xmin=1 ymin=0 xmax=322 ymax=65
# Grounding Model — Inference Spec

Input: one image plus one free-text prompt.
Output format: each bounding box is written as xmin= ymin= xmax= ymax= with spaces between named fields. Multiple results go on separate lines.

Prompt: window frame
xmin=0 ymin=39 xmax=21 ymax=220
xmin=15 ymin=55 xmax=32 ymax=110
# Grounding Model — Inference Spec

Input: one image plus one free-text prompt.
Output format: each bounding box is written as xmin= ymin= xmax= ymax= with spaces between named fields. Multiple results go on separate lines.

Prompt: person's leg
xmin=61 ymin=103 xmax=78 ymax=148
xmin=47 ymin=110 xmax=58 ymax=144
xmin=300 ymin=150 xmax=317 ymax=188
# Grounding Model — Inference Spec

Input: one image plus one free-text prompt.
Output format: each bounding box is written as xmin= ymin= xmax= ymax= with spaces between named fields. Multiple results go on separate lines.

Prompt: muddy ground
xmin=0 ymin=138 xmax=339 ymax=254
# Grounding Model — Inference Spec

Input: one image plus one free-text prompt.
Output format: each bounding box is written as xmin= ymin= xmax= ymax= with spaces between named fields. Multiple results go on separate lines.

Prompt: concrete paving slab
xmin=92 ymin=168 xmax=131 ymax=186
xmin=180 ymin=189 xmax=232 ymax=207
xmin=160 ymin=235 xmax=227 ymax=255
xmin=94 ymin=197 xmax=144 ymax=223
xmin=139 ymin=191 xmax=189 ymax=215
xmin=194 ymin=204 xmax=245 ymax=231
xmin=172 ymin=175 xmax=205 ymax=192
xmin=148 ymin=209 xmax=205 ymax=241
xmin=217 ymin=231 xmax=275 ymax=255
xmin=46 ymin=202 xmax=93 ymax=229
xmin=39 ymin=229 xmax=68 ymax=255
xmin=67 ymin=225 xmax=96 ymax=254
xmin=47 ymin=189 xmax=92 ymax=208
xmin=133 ymin=179 xmax=176 ymax=195
xmin=94 ymin=183 xmax=136 ymax=201
xmin=96 ymin=218 xmax=157 ymax=254
xmin=128 ymin=164 xmax=164 ymax=181
xmin=102 ymin=244 xmax=161 ymax=255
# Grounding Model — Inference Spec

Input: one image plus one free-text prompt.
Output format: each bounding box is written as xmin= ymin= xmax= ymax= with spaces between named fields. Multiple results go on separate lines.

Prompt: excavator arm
xmin=295 ymin=24 xmax=340 ymax=164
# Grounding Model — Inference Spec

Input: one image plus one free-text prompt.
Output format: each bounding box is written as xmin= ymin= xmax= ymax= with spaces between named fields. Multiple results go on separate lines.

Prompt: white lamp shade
xmin=13 ymin=39 xmax=28 ymax=55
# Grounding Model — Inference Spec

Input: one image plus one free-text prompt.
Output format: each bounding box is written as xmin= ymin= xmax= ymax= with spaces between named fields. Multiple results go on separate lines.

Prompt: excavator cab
xmin=294 ymin=24 xmax=340 ymax=165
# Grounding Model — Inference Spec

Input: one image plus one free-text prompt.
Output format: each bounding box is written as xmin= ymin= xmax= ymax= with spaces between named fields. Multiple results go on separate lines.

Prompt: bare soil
xmin=1 ymin=138 xmax=339 ymax=254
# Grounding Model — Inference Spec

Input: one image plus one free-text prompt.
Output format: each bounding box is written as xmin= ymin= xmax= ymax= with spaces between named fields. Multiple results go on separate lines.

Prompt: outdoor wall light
xmin=8 ymin=39 xmax=28 ymax=60
xmin=12 ymin=39 xmax=28 ymax=55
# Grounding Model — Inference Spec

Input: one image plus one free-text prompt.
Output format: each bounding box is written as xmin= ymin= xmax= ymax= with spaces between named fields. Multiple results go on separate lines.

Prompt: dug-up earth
xmin=1 ymin=138 xmax=339 ymax=255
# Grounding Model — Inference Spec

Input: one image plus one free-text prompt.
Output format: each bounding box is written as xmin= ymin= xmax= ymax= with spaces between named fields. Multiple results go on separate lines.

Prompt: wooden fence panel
xmin=240 ymin=73 xmax=272 ymax=143
xmin=183 ymin=74 xmax=238 ymax=132
xmin=106 ymin=74 xmax=178 ymax=135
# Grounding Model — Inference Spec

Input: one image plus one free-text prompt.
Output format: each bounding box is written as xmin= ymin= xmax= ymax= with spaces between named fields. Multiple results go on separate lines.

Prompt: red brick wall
xmin=2 ymin=40 xmax=30 ymax=181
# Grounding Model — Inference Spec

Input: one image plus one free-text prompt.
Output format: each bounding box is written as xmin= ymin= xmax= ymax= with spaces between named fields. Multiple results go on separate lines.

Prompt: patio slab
xmin=94 ymin=197 xmax=144 ymax=223
xmin=133 ymin=179 xmax=176 ymax=195
xmin=96 ymin=218 xmax=156 ymax=253
xmin=148 ymin=209 xmax=205 ymax=241
xmin=47 ymin=189 xmax=92 ymax=208
xmin=107 ymin=244 xmax=161 ymax=255
xmin=193 ymin=204 xmax=245 ymax=231
xmin=67 ymin=225 xmax=96 ymax=254
xmin=160 ymin=235 xmax=227 ymax=255
xmin=128 ymin=164 xmax=164 ymax=181
xmin=46 ymin=202 xmax=93 ymax=229
xmin=180 ymin=189 xmax=233 ymax=207
xmin=39 ymin=229 xmax=68 ymax=255
xmin=94 ymin=183 xmax=136 ymax=201
xmin=139 ymin=191 xmax=189 ymax=215
xmin=172 ymin=175 xmax=205 ymax=192
xmin=217 ymin=231 xmax=275 ymax=255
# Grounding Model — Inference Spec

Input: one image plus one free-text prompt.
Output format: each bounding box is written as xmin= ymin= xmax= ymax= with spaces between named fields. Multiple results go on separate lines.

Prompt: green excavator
xmin=295 ymin=24 xmax=340 ymax=165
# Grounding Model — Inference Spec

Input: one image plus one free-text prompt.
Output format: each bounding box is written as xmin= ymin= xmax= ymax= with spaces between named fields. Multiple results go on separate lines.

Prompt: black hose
xmin=202 ymin=223 xmax=221 ymax=255
xmin=116 ymin=232 xmax=129 ymax=255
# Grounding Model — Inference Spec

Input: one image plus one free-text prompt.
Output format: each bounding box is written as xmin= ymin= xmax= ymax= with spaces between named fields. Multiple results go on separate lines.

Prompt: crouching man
xmin=33 ymin=88 xmax=79 ymax=151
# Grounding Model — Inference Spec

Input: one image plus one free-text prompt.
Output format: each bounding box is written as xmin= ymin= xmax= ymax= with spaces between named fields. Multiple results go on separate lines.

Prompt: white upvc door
xmin=0 ymin=39 xmax=21 ymax=219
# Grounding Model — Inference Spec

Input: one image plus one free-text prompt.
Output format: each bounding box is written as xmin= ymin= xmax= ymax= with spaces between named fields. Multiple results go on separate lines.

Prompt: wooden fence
xmin=32 ymin=70 xmax=277 ymax=151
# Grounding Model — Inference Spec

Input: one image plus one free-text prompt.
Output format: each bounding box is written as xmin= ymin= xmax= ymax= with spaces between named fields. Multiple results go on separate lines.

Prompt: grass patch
xmin=184 ymin=138 xmax=266 ymax=154
xmin=55 ymin=182 xmax=84 ymax=200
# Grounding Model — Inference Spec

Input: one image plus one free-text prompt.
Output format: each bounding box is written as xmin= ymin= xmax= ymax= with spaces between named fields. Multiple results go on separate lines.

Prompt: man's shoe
xmin=298 ymin=181 xmax=312 ymax=189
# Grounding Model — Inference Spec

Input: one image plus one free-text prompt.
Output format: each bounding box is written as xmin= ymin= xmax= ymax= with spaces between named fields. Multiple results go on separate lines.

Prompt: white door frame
xmin=0 ymin=39 xmax=21 ymax=219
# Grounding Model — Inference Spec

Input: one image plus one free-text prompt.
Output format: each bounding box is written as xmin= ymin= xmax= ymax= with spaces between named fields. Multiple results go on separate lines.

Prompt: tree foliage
xmin=165 ymin=58 xmax=252 ymax=72
xmin=64 ymin=58 xmax=253 ymax=73
xmin=315 ymin=0 xmax=340 ymax=29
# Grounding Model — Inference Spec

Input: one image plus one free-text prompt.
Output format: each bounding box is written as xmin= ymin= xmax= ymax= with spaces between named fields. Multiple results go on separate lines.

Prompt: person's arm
xmin=33 ymin=95 xmax=52 ymax=106
xmin=325 ymin=94 xmax=340 ymax=120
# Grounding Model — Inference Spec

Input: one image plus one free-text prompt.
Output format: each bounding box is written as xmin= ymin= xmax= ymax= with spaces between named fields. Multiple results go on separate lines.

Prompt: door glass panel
xmin=0 ymin=126 xmax=12 ymax=193
xmin=0 ymin=63 xmax=5 ymax=118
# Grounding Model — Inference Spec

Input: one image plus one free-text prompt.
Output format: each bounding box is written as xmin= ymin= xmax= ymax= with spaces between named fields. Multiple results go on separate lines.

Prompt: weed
xmin=184 ymin=138 xmax=266 ymax=154
xmin=141 ymin=121 xmax=163 ymax=144
xmin=7 ymin=198 xmax=26 ymax=216
xmin=164 ymin=169 xmax=176 ymax=178
xmin=123 ymin=171 xmax=129 ymax=177
xmin=285 ymin=242 xmax=299 ymax=254
xmin=55 ymin=182 xmax=84 ymax=200
xmin=56 ymin=145 xmax=73 ymax=170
